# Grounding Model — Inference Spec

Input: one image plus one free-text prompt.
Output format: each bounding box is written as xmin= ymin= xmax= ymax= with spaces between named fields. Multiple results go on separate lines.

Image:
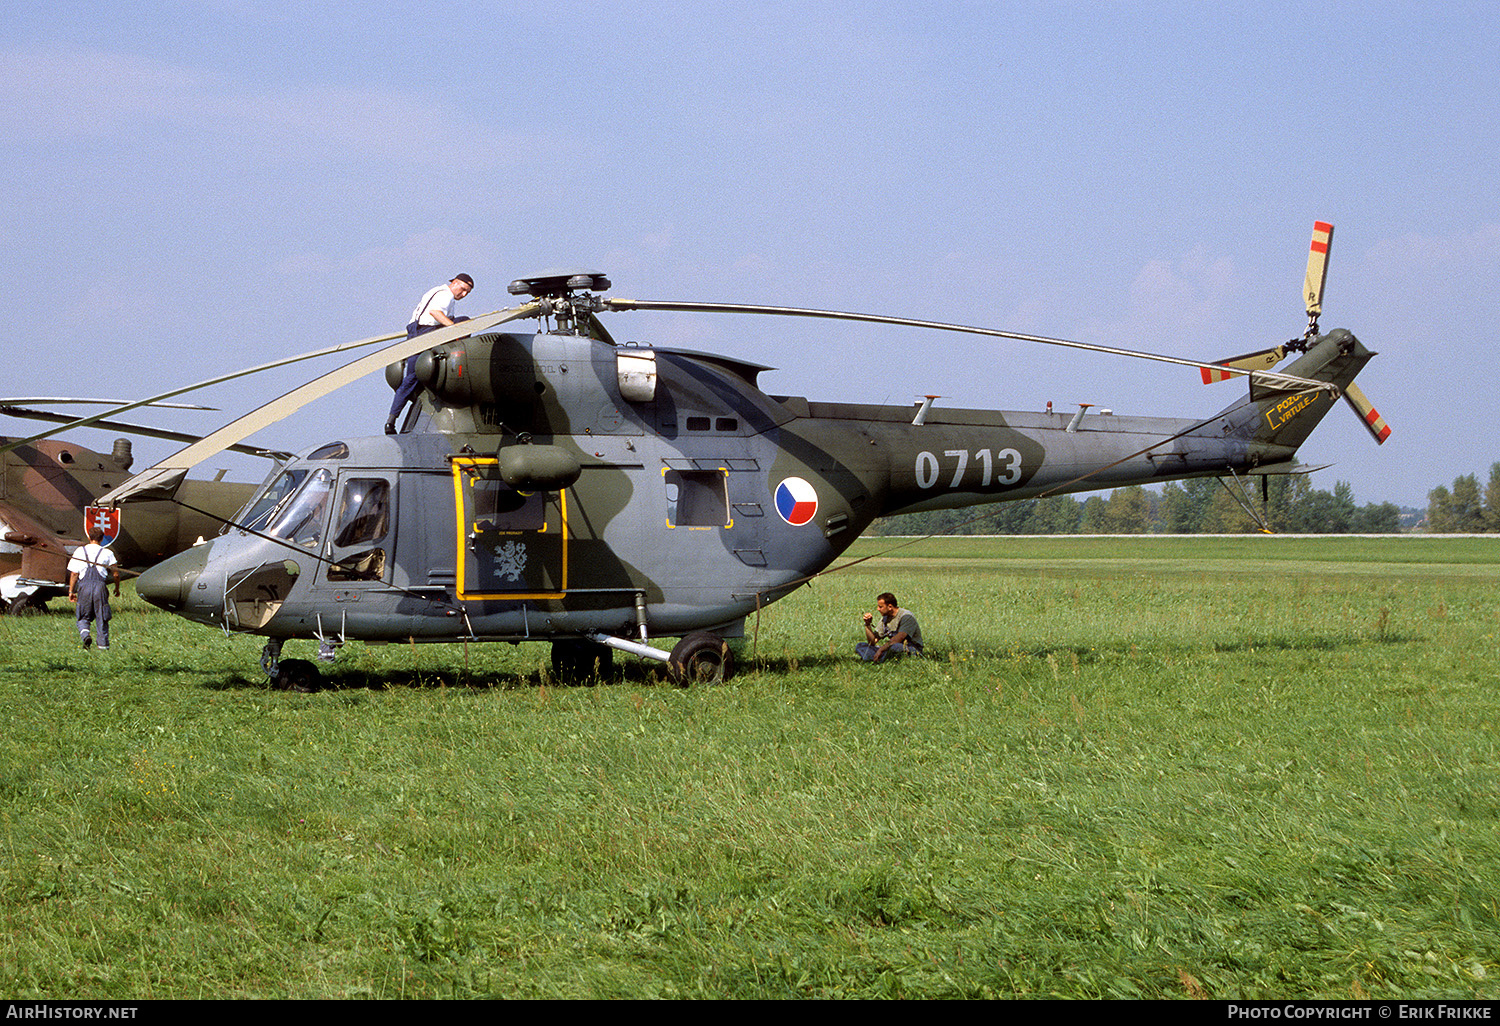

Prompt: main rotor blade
xmin=96 ymin=305 xmax=540 ymax=505
xmin=0 ymin=398 xmax=217 ymax=410
xmin=1341 ymin=380 xmax=1391 ymax=445
xmin=0 ymin=328 xmax=408 ymax=456
xmin=0 ymin=405 xmax=280 ymax=458
xmin=1305 ymin=221 xmax=1334 ymax=318
xmin=604 ymin=297 xmax=1337 ymax=396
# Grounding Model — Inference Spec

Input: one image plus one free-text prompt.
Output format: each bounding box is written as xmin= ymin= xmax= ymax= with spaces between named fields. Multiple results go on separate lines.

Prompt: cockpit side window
xmin=327 ymin=476 xmax=393 ymax=583
xmin=269 ymin=468 xmax=334 ymax=547
xmin=332 ymin=479 xmax=390 ymax=548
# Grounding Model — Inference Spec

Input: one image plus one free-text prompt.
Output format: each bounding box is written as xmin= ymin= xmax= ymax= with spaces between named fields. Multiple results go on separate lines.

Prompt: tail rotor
xmin=1201 ymin=220 xmax=1389 ymax=445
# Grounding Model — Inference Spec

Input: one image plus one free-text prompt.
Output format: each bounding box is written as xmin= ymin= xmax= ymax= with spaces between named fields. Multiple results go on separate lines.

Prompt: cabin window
xmin=715 ymin=417 xmax=738 ymax=432
xmin=469 ymin=478 xmax=547 ymax=533
xmin=686 ymin=416 xmax=711 ymax=432
xmin=664 ymin=469 xmax=729 ymax=528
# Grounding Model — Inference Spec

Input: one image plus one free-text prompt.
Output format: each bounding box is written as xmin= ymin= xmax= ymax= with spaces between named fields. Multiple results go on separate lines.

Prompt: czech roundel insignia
xmin=84 ymin=505 xmax=120 ymax=544
xmin=774 ymin=477 xmax=819 ymax=526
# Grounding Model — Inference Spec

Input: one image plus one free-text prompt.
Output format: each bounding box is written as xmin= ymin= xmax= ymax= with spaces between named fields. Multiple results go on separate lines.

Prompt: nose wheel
xmin=667 ymin=632 xmax=733 ymax=686
xmin=262 ymin=639 xmax=322 ymax=692
xmin=272 ymin=659 xmax=322 ymax=693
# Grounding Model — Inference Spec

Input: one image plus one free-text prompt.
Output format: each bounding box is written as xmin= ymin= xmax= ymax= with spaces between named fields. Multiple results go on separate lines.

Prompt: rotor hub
xmin=508 ymin=270 xmax=611 ymax=334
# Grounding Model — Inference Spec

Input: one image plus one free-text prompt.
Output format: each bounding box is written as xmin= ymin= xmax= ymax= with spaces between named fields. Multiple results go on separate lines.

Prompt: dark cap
xmin=453 ymin=273 xmax=474 ymax=287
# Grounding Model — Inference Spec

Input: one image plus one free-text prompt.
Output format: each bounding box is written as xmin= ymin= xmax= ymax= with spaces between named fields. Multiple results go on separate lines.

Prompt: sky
xmin=4 ymin=0 xmax=1497 ymax=509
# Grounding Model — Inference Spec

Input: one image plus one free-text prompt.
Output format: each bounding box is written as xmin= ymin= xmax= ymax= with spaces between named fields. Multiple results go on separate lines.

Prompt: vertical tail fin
xmin=1229 ymin=329 xmax=1376 ymax=454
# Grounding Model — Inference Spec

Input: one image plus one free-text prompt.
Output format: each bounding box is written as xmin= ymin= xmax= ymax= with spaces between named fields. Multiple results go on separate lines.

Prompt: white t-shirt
xmin=67 ymin=542 xmax=118 ymax=581
xmin=410 ymin=284 xmax=459 ymax=326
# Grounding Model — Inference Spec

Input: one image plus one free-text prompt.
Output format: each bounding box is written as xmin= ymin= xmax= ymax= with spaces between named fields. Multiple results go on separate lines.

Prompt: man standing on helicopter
xmin=385 ymin=274 xmax=474 ymax=433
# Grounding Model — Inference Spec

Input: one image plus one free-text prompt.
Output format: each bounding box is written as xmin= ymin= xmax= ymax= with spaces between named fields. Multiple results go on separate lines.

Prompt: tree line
xmin=870 ymin=475 xmax=1408 ymax=536
xmin=1425 ymin=463 xmax=1500 ymax=533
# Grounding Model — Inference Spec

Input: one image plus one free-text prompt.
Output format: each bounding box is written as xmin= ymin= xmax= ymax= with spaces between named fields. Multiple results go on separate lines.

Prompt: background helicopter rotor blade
xmin=603 ymin=297 xmax=1335 ymax=397
xmin=1341 ymin=380 xmax=1392 ymax=445
xmin=0 ymin=404 xmax=281 ymax=458
xmin=0 ymin=398 xmax=217 ymax=410
xmin=0 ymin=328 xmax=409 ymax=456
xmin=96 ymin=305 xmax=540 ymax=505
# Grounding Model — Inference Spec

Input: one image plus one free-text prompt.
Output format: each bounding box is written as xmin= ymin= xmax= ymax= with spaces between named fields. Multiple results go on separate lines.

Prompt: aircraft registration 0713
xmin=914 ymin=447 xmax=1024 ymax=490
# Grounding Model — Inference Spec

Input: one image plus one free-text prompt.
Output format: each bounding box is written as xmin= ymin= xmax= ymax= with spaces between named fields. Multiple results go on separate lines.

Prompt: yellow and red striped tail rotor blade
xmin=1199 ymin=345 xmax=1286 ymax=383
xmin=1342 ymin=381 xmax=1391 ymax=445
xmin=1305 ymin=221 xmax=1334 ymax=317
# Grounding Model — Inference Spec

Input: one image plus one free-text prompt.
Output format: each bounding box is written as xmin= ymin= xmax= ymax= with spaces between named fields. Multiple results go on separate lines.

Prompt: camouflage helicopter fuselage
xmin=136 ymin=323 xmax=1372 ymax=658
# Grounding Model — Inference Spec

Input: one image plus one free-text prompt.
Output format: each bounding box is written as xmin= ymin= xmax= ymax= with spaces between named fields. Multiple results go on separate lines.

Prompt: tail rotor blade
xmin=1305 ymin=221 xmax=1334 ymax=320
xmin=1342 ymin=381 xmax=1391 ymax=445
xmin=1200 ymin=345 xmax=1287 ymax=383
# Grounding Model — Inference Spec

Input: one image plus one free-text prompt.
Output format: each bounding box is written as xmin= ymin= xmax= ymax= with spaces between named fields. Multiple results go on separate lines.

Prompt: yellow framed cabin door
xmin=451 ymin=457 xmax=567 ymax=600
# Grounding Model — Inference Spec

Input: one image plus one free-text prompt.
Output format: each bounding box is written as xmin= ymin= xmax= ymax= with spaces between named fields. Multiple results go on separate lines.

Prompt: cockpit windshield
xmin=233 ymin=467 xmax=309 ymax=535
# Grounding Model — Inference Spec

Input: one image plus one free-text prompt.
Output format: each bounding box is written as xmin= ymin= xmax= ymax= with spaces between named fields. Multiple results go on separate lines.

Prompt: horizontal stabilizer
xmin=1244 ymin=461 xmax=1332 ymax=476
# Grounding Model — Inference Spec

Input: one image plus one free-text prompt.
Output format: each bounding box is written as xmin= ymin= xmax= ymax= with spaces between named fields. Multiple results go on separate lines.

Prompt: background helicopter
xmin=0 ymin=400 xmax=270 ymax=614
xmin=0 ymin=330 xmax=418 ymax=613
xmin=79 ymin=224 xmax=1386 ymax=688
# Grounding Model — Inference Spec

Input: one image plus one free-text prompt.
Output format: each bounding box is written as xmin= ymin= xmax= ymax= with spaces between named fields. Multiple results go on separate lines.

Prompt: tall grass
xmin=1 ymin=536 xmax=1497 ymax=998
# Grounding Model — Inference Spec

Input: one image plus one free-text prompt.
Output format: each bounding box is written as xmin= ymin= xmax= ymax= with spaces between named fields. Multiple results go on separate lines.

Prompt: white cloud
xmin=0 ymin=47 xmax=202 ymax=136
xmin=1364 ymin=223 xmax=1500 ymax=276
xmin=274 ymin=228 xmax=500 ymax=278
xmin=1086 ymin=246 xmax=1239 ymax=350
xmin=0 ymin=44 xmax=534 ymax=169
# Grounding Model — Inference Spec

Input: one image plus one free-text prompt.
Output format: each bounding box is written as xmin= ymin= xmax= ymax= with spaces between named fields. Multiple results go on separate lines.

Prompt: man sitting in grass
xmin=856 ymin=592 xmax=923 ymax=662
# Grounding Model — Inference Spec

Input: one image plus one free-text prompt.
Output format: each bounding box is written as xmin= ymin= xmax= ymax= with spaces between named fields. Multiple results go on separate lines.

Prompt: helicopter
xmin=81 ymin=223 xmax=1386 ymax=688
xmin=0 ymin=407 xmax=264 ymax=613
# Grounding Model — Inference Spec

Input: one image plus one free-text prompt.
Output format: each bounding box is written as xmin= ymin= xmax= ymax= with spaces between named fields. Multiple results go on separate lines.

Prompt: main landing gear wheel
xmin=550 ymin=639 xmax=615 ymax=685
xmin=5 ymin=593 xmax=47 ymax=616
xmin=667 ymin=632 xmax=733 ymax=686
xmin=271 ymin=658 xmax=322 ymax=693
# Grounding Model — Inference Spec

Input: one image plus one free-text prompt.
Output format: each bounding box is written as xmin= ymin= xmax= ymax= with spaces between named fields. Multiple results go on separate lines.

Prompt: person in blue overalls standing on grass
xmin=67 ymin=523 xmax=120 ymax=650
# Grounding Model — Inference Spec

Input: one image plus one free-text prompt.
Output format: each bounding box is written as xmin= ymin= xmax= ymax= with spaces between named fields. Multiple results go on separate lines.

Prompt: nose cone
xmin=136 ymin=545 xmax=209 ymax=611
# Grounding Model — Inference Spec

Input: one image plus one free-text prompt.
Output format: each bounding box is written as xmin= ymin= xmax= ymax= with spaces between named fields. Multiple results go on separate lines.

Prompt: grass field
xmin=2 ymin=535 xmax=1497 ymax=999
